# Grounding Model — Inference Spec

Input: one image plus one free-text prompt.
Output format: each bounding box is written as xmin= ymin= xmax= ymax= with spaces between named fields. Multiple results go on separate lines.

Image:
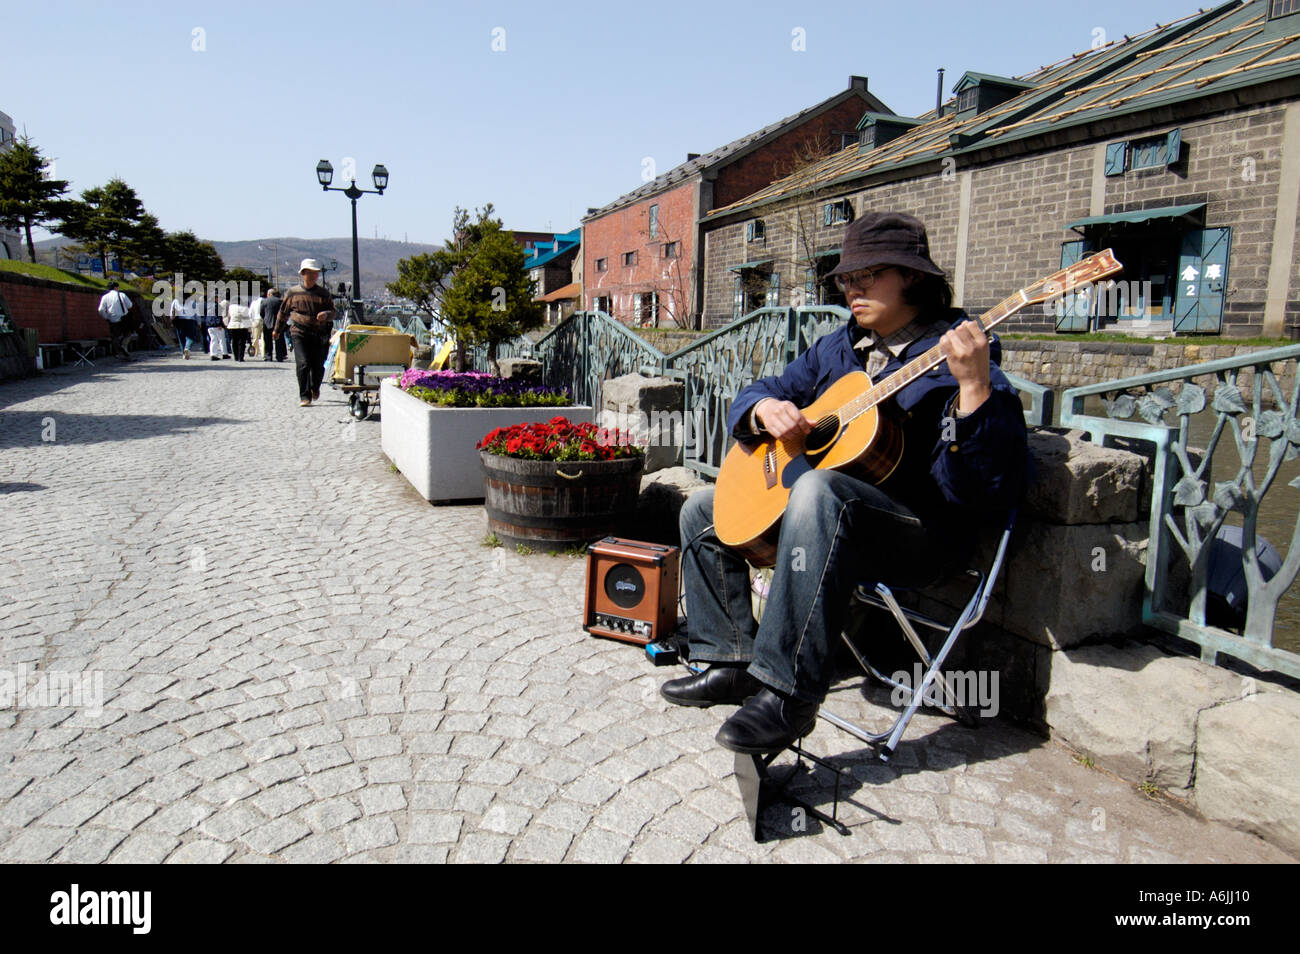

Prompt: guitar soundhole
xmin=805 ymin=415 xmax=841 ymax=457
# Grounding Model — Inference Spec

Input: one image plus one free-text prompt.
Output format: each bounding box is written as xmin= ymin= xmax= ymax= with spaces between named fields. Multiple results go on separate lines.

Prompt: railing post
xmin=785 ymin=307 xmax=800 ymax=365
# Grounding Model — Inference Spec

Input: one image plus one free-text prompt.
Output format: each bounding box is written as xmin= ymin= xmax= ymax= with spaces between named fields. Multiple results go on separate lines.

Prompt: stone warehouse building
xmin=700 ymin=0 xmax=1300 ymax=338
xmin=582 ymin=77 xmax=891 ymax=329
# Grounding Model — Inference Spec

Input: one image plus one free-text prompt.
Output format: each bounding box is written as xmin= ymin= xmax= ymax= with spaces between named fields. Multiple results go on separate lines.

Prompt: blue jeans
xmin=173 ymin=318 xmax=202 ymax=352
xmin=680 ymin=470 xmax=947 ymax=704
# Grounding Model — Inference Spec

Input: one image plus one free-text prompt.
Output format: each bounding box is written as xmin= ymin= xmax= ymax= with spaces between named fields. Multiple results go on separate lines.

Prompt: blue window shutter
xmin=1104 ymin=142 xmax=1127 ymax=176
xmin=733 ymin=275 xmax=743 ymax=320
xmin=824 ymin=204 xmax=833 ymax=227
xmin=1164 ymin=128 xmax=1182 ymax=167
xmin=1056 ymin=241 xmax=1089 ymax=332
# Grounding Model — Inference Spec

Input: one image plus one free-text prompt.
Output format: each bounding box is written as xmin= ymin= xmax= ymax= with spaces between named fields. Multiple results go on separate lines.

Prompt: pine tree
xmin=0 ymin=135 xmax=70 ymax=262
xmin=56 ymin=178 xmax=146 ymax=276
xmin=439 ymin=208 xmax=543 ymax=373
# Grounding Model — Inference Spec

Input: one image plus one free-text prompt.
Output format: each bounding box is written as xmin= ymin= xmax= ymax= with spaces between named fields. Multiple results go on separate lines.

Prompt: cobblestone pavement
xmin=0 ymin=353 xmax=1292 ymax=864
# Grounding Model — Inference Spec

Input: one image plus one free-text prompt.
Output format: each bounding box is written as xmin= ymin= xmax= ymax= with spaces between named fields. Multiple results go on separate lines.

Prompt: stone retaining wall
xmin=1002 ymin=339 xmax=1298 ymax=396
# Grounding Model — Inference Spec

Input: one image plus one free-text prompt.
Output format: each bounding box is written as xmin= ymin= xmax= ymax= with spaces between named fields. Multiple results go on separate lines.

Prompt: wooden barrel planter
xmin=480 ymin=450 xmax=644 ymax=552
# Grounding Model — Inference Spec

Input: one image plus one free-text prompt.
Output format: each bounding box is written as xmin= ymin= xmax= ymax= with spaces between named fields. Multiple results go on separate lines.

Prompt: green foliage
xmin=404 ymin=384 xmax=570 ymax=408
xmin=387 ymin=250 xmax=456 ymax=330
xmin=482 ymin=532 xmax=502 ymax=547
xmin=1139 ymin=781 xmax=1159 ymax=797
xmin=514 ymin=543 xmax=534 ymax=555
xmin=129 ymin=212 xmax=168 ymax=276
xmin=392 ymin=205 xmax=543 ymax=368
xmin=442 ymin=213 xmax=543 ymax=358
xmin=0 ymin=135 xmax=69 ymax=262
xmin=0 ymin=259 xmax=103 ymax=287
xmin=161 ymin=231 xmax=225 ymax=282
xmin=55 ymin=178 xmax=147 ymax=276
xmin=223 ymin=266 xmax=267 ymax=290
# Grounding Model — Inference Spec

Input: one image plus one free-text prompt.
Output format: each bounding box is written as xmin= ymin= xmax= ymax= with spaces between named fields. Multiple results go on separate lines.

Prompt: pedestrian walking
xmin=96 ymin=280 xmax=134 ymax=361
xmin=248 ymin=291 xmax=265 ymax=359
xmin=167 ymin=293 xmax=202 ymax=359
xmin=204 ymin=293 xmax=228 ymax=361
xmin=273 ymin=260 xmax=335 ymax=406
xmin=260 ymin=288 xmax=285 ymax=362
xmin=226 ymin=301 xmax=255 ymax=361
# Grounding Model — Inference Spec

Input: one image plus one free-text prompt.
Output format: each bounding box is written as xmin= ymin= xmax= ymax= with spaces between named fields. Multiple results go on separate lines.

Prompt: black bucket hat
xmin=828 ymin=211 xmax=944 ymax=277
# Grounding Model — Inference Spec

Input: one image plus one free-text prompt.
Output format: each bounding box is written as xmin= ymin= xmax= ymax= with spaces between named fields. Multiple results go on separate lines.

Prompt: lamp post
xmin=315 ymin=159 xmax=388 ymax=318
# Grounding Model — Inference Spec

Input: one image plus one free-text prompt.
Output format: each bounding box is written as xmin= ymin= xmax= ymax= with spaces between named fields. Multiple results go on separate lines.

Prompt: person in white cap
xmin=273 ymin=259 xmax=336 ymax=406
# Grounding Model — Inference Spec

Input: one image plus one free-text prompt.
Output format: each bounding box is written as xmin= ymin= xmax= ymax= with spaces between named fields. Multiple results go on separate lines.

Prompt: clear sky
xmin=7 ymin=0 xmax=1207 ymax=246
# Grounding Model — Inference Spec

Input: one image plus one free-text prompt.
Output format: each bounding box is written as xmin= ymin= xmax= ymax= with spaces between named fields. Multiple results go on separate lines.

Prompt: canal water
xmin=1071 ymin=395 xmax=1300 ymax=659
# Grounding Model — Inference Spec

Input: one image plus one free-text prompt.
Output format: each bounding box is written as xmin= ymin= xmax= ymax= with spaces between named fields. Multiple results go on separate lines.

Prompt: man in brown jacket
xmin=274 ymin=259 xmax=336 ymax=406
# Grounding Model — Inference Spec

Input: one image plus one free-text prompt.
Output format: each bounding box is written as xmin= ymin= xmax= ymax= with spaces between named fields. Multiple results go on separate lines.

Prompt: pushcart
xmin=324 ymin=325 xmax=417 ymax=420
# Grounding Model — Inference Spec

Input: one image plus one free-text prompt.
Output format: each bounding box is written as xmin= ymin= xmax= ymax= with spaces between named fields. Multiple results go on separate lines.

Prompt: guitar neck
xmin=844 ymin=292 xmax=1028 ymax=421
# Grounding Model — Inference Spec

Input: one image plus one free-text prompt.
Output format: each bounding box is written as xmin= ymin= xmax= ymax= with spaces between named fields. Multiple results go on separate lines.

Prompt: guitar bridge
xmin=764 ymin=446 xmax=777 ymax=490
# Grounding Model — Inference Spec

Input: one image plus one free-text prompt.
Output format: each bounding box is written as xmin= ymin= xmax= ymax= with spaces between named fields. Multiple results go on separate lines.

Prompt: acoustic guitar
xmin=713 ymin=250 xmax=1123 ymax=566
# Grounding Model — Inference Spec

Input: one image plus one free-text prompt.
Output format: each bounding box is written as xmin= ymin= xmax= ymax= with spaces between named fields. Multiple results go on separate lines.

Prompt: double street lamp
xmin=315 ymin=159 xmax=388 ymax=311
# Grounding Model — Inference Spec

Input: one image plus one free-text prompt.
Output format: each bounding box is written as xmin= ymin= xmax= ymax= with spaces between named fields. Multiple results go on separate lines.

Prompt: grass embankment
xmin=0 ymin=260 xmax=156 ymax=298
xmin=0 ymin=259 xmax=110 ymax=287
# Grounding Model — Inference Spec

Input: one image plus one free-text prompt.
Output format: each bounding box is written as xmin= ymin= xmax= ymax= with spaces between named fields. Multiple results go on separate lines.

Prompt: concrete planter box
xmin=379 ymin=378 xmax=593 ymax=502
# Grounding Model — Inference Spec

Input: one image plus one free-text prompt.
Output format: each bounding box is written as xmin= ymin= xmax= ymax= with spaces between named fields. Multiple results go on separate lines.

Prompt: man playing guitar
xmin=662 ymin=211 xmax=1030 ymax=754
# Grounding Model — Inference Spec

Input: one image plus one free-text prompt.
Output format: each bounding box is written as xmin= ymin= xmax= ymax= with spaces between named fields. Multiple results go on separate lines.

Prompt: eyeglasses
xmin=834 ymin=266 xmax=892 ymax=295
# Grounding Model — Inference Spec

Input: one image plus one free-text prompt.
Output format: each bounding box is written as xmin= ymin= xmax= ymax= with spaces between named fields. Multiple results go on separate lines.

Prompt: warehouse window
xmin=1105 ymin=129 xmax=1182 ymax=175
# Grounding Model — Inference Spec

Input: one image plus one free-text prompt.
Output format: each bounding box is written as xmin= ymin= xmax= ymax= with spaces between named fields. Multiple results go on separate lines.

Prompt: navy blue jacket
xmin=726 ymin=308 xmax=1028 ymax=527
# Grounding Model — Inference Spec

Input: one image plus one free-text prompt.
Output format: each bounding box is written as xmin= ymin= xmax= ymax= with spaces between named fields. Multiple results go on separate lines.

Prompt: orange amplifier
xmin=583 ymin=537 xmax=680 ymax=645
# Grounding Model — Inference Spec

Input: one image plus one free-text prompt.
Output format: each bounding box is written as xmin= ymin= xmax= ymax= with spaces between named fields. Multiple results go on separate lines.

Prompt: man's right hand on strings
xmin=753 ymin=398 xmax=813 ymax=440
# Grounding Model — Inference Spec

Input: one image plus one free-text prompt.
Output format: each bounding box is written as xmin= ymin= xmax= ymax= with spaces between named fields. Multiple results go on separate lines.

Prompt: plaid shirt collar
xmin=852 ymin=316 xmax=948 ymax=364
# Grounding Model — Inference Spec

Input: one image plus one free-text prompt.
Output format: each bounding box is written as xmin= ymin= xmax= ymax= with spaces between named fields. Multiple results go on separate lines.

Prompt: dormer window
xmin=855 ymin=112 xmax=922 ymax=153
xmin=952 ymin=72 xmax=1035 ymax=116
xmin=1270 ymin=0 xmax=1300 ymax=19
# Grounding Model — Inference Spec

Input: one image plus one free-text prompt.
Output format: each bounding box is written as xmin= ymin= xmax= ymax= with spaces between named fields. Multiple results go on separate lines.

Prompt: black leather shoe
xmin=715 ymin=688 xmax=818 ymax=754
xmin=660 ymin=664 xmax=761 ymax=708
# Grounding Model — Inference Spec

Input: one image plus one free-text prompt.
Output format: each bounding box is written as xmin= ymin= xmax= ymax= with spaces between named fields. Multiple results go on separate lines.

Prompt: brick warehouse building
xmin=699 ymin=0 xmax=1300 ymax=338
xmin=582 ymin=77 xmax=890 ymax=329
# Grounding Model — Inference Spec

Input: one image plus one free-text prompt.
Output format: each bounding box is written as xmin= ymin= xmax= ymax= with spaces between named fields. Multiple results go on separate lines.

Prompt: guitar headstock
xmin=1021 ymin=249 xmax=1124 ymax=307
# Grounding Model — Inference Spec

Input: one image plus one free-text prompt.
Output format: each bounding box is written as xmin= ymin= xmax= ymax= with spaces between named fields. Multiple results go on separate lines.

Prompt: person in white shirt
xmin=96 ymin=281 xmax=134 ymax=360
xmin=247 ymin=293 xmax=265 ymax=359
xmin=225 ymin=301 xmax=256 ymax=362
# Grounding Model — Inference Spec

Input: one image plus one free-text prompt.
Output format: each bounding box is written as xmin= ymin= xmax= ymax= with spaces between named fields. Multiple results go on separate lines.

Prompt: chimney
xmin=849 ymin=75 xmax=868 ymax=91
xmin=687 ymin=153 xmax=700 ymax=162
xmin=935 ymin=68 xmax=945 ymax=116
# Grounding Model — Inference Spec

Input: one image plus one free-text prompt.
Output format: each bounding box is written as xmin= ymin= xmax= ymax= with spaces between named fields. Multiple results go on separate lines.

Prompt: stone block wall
xmin=1001 ymin=339 xmax=1297 ymax=396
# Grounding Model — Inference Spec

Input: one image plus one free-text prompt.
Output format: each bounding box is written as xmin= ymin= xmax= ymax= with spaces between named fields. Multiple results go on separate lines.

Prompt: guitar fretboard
xmin=832 ymin=248 xmax=1121 ymax=426
xmin=839 ymin=293 xmax=1026 ymax=425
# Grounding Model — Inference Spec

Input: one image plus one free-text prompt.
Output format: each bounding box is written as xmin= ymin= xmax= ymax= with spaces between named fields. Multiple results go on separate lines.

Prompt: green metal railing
xmin=474 ymin=307 xmax=1053 ymax=477
xmin=1061 ymin=344 xmax=1300 ymax=679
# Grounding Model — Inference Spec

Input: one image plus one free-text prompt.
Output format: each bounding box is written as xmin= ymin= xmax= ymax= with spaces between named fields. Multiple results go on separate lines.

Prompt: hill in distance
xmin=212 ymin=237 xmax=442 ymax=297
xmin=34 ymin=236 xmax=442 ymax=299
